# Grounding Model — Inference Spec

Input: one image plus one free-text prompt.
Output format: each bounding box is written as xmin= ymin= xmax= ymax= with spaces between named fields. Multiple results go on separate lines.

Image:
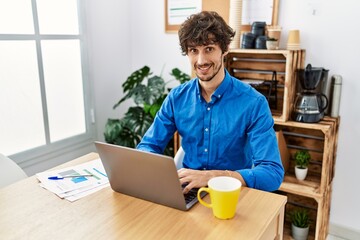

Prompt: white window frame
xmin=0 ymin=0 xmax=95 ymax=170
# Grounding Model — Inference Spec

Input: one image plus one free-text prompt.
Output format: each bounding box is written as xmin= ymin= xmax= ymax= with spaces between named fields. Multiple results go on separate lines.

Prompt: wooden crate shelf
xmin=274 ymin=117 xmax=339 ymax=240
xmin=274 ymin=117 xmax=339 ymax=196
xmin=277 ymin=185 xmax=333 ymax=240
xmin=225 ymin=49 xmax=305 ymax=122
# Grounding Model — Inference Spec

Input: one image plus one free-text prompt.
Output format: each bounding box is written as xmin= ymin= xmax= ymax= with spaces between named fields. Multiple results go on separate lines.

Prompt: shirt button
xmin=204 ymin=148 xmax=208 ymax=152
xmin=218 ymin=94 xmax=221 ymax=98
xmin=205 ymin=128 xmax=209 ymax=132
xmin=207 ymin=107 xmax=211 ymax=111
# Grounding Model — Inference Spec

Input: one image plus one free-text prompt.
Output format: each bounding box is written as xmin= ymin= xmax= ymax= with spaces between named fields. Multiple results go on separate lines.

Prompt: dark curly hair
xmin=178 ymin=11 xmax=235 ymax=55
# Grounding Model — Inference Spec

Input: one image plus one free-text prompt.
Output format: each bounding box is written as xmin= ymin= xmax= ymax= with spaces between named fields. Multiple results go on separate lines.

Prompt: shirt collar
xmin=195 ymin=69 xmax=232 ymax=102
xmin=212 ymin=69 xmax=231 ymax=100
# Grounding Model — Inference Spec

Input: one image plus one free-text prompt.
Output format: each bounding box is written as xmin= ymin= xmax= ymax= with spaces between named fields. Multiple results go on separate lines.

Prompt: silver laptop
xmin=94 ymin=141 xmax=205 ymax=211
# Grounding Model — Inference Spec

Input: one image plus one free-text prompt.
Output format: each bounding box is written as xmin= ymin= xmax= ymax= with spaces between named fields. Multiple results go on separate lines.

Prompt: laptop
xmin=94 ymin=141 xmax=206 ymax=211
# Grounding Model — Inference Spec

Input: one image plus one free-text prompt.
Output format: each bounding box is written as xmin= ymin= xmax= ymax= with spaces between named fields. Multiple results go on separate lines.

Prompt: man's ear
xmin=223 ymin=44 xmax=230 ymax=56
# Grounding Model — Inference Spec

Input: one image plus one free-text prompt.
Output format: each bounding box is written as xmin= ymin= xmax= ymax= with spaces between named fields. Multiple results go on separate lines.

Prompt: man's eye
xmin=206 ymin=47 xmax=214 ymax=52
xmin=189 ymin=48 xmax=197 ymax=53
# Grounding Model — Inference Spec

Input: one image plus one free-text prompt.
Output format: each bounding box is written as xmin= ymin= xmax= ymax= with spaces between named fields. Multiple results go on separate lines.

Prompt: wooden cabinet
xmin=225 ymin=49 xmax=339 ymax=240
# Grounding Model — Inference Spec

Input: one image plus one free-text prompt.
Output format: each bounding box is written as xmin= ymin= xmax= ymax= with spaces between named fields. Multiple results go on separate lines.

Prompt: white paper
xmin=167 ymin=0 xmax=202 ymax=25
xmin=37 ymin=158 xmax=109 ymax=202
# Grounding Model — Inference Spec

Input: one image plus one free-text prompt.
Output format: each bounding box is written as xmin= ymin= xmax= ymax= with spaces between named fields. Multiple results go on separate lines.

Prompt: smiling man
xmin=137 ymin=11 xmax=284 ymax=193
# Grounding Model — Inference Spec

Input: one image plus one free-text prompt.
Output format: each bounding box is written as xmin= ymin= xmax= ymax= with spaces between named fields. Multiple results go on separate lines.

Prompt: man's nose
xmin=197 ymin=51 xmax=207 ymax=65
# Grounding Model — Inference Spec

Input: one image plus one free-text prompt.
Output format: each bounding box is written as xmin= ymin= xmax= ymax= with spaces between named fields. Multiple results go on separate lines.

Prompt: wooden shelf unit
xmin=278 ymin=184 xmax=333 ymax=240
xmin=225 ymin=49 xmax=305 ymax=122
xmin=275 ymin=117 xmax=339 ymax=197
xmin=274 ymin=117 xmax=339 ymax=240
xmin=225 ymin=49 xmax=339 ymax=239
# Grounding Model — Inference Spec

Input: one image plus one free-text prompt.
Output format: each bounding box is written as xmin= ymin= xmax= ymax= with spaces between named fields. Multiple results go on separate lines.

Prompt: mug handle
xmin=197 ymin=187 xmax=212 ymax=208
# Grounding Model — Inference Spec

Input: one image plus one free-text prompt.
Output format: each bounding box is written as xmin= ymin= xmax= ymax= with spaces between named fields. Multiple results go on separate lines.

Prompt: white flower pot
xmin=292 ymin=224 xmax=309 ymax=240
xmin=266 ymin=40 xmax=278 ymax=50
xmin=295 ymin=166 xmax=308 ymax=180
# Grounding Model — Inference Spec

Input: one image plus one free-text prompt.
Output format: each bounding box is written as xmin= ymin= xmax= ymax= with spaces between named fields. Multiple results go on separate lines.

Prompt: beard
xmin=195 ymin=57 xmax=223 ymax=82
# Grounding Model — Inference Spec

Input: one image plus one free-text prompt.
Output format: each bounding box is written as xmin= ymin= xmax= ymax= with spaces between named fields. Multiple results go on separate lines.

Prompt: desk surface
xmin=0 ymin=153 xmax=287 ymax=240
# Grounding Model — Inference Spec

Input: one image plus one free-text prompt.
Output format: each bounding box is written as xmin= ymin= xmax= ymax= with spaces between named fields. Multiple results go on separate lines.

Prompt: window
xmin=0 ymin=0 xmax=94 ymax=161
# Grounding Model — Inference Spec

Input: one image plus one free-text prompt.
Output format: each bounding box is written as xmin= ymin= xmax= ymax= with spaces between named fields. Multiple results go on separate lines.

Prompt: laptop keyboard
xmin=184 ymin=188 xmax=199 ymax=204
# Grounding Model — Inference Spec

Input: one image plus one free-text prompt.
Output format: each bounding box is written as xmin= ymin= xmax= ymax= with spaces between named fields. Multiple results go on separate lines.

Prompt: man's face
xmin=187 ymin=43 xmax=227 ymax=82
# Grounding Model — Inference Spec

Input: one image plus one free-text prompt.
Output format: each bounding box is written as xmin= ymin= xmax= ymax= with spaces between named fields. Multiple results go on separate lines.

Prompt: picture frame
xmin=164 ymin=0 xmax=279 ymax=33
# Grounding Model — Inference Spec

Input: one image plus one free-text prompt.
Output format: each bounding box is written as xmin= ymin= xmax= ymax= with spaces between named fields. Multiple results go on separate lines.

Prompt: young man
xmin=137 ymin=11 xmax=284 ymax=193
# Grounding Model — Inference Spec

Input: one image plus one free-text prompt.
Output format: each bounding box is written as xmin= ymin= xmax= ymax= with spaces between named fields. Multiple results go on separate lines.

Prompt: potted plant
xmin=290 ymin=208 xmax=310 ymax=240
xmin=104 ymin=66 xmax=190 ymax=156
xmin=294 ymin=149 xmax=311 ymax=180
xmin=266 ymin=37 xmax=278 ymax=50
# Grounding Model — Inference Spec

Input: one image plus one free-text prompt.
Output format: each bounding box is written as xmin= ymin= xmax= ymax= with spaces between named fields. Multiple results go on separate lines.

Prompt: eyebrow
xmin=187 ymin=42 xmax=217 ymax=49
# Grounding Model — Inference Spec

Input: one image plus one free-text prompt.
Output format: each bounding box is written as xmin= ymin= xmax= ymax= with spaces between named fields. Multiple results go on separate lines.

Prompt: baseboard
xmin=329 ymin=223 xmax=360 ymax=240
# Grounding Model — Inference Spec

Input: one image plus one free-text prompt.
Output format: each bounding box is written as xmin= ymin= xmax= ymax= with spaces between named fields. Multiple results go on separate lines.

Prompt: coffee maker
xmin=292 ymin=64 xmax=328 ymax=123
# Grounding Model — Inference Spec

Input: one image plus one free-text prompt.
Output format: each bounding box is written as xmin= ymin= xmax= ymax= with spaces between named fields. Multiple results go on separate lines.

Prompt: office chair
xmin=174 ymin=146 xmax=185 ymax=169
xmin=0 ymin=153 xmax=28 ymax=188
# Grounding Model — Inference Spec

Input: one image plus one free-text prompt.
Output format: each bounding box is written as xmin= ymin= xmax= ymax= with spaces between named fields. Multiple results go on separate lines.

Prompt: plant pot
xmin=266 ymin=40 xmax=278 ymax=50
xmin=292 ymin=224 xmax=309 ymax=240
xmin=295 ymin=166 xmax=308 ymax=180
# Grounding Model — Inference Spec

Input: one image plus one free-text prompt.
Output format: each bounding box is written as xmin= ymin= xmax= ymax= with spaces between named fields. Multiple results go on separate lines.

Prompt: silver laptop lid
xmin=94 ymin=141 xmax=192 ymax=211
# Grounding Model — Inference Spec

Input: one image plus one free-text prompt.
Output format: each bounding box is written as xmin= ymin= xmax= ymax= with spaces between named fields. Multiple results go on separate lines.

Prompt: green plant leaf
xmin=147 ymin=75 xmax=165 ymax=103
xmin=131 ymin=84 xmax=148 ymax=105
xmin=113 ymin=66 xmax=152 ymax=109
xmin=113 ymin=126 xmax=141 ymax=148
xmin=123 ymin=106 xmax=154 ymax=137
xmin=171 ymin=68 xmax=191 ymax=84
xmin=290 ymin=208 xmax=309 ymax=228
xmin=104 ymin=119 xmax=123 ymax=143
xmin=122 ymin=66 xmax=151 ymax=92
xmin=104 ymin=117 xmax=143 ymax=148
xmin=129 ymin=76 xmax=165 ymax=105
xmin=294 ymin=150 xmax=311 ymax=168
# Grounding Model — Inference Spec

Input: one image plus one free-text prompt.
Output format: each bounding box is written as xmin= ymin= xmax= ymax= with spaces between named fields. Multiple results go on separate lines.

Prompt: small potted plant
xmin=294 ymin=149 xmax=311 ymax=180
xmin=266 ymin=37 xmax=278 ymax=50
xmin=290 ymin=208 xmax=310 ymax=240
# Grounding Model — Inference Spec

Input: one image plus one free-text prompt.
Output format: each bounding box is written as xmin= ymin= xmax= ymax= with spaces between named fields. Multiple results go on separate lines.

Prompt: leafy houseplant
xmin=104 ymin=66 xmax=190 ymax=156
xmin=294 ymin=149 xmax=311 ymax=180
xmin=290 ymin=208 xmax=310 ymax=240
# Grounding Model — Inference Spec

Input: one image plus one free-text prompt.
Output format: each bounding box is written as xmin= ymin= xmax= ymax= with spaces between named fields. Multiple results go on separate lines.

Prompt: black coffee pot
xmin=293 ymin=64 xmax=329 ymax=123
xmin=293 ymin=93 xmax=328 ymax=123
xmin=297 ymin=64 xmax=324 ymax=90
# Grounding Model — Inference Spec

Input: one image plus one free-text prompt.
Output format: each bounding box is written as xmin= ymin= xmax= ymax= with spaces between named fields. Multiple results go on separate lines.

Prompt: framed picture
xmin=165 ymin=0 xmax=202 ymax=32
xmin=164 ymin=0 xmax=279 ymax=33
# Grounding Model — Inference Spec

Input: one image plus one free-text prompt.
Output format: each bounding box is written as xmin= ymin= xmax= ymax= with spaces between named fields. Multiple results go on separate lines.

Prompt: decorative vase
xmin=292 ymin=224 xmax=309 ymax=240
xmin=295 ymin=166 xmax=308 ymax=180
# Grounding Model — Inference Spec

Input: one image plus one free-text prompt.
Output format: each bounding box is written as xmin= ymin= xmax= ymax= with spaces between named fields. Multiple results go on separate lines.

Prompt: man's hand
xmin=177 ymin=168 xmax=246 ymax=194
xmin=177 ymin=168 xmax=211 ymax=194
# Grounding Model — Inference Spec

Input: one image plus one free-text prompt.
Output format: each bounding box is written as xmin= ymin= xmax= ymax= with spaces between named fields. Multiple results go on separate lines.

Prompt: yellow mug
xmin=197 ymin=176 xmax=242 ymax=219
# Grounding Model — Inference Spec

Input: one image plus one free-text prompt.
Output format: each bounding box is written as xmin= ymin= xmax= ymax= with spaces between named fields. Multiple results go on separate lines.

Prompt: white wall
xmin=85 ymin=0 xmax=360 ymax=236
xmin=85 ymin=0 xmax=132 ymax=141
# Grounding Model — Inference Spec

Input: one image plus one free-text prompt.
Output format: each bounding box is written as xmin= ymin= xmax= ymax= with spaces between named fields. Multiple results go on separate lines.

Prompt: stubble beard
xmin=195 ymin=58 xmax=223 ymax=82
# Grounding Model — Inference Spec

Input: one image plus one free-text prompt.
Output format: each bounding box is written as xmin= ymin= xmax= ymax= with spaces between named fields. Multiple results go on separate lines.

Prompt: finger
xmin=178 ymin=168 xmax=191 ymax=178
xmin=182 ymin=182 xmax=194 ymax=194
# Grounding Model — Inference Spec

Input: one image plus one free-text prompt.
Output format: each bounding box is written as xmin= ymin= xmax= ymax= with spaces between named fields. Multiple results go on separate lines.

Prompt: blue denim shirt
xmin=137 ymin=70 xmax=284 ymax=191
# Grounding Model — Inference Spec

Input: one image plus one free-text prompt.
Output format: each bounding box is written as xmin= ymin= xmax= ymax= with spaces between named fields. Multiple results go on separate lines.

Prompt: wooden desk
xmin=0 ymin=153 xmax=287 ymax=240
